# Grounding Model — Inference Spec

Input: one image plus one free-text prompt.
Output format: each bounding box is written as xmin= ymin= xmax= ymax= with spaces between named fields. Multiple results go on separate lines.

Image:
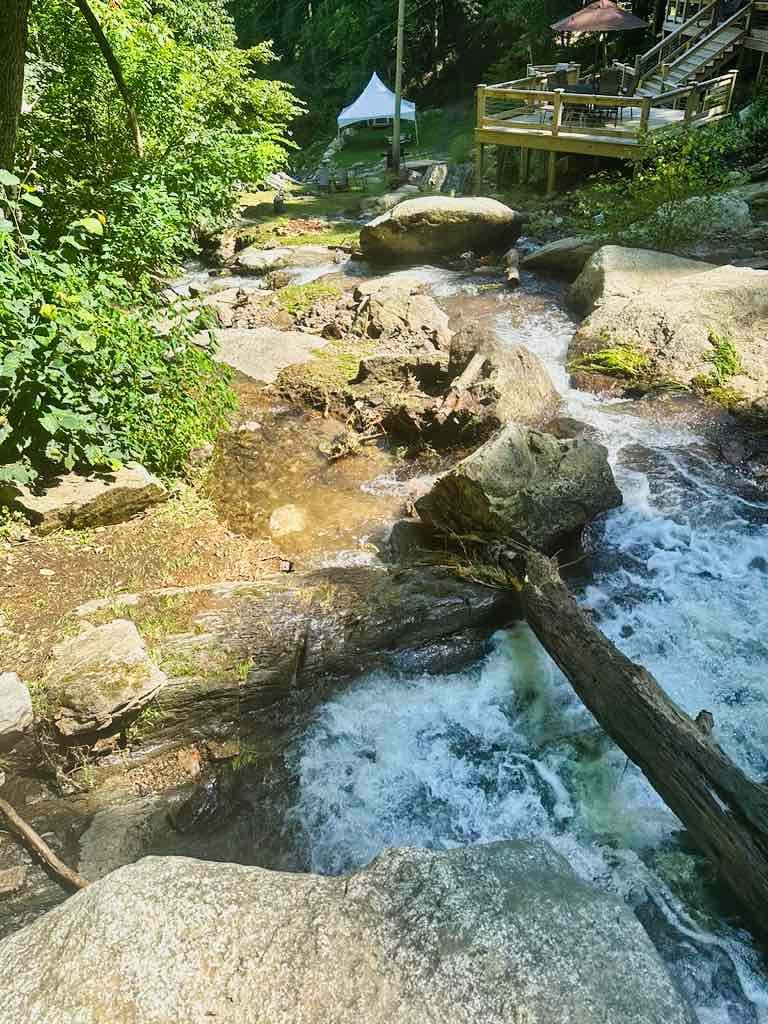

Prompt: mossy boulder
xmin=568 ymin=246 xmax=768 ymax=401
xmin=45 ymin=620 xmax=167 ymax=738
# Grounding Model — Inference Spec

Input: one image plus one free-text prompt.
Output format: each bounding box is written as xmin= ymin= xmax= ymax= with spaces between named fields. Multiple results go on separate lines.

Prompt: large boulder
xmin=45 ymin=620 xmax=167 ymax=738
xmin=5 ymin=463 xmax=167 ymax=535
xmin=360 ymin=196 xmax=522 ymax=262
xmin=521 ymin=236 xmax=601 ymax=278
xmin=0 ymin=841 xmax=695 ymax=1024
xmin=568 ymin=246 xmax=768 ymax=400
xmin=416 ymin=423 xmax=622 ymax=551
xmin=568 ymin=245 xmax=712 ymax=315
xmin=0 ymin=673 xmax=33 ymax=753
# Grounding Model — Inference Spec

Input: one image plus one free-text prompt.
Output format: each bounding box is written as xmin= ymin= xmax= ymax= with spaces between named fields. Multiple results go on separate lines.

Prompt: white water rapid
xmin=286 ymin=263 xmax=768 ymax=1024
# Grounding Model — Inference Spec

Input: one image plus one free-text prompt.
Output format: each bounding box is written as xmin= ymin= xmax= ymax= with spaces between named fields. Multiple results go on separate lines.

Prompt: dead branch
xmin=0 ymin=797 xmax=89 ymax=891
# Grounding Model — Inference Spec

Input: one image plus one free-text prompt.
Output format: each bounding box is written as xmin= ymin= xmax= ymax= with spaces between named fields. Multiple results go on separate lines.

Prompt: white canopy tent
xmin=337 ymin=72 xmax=418 ymax=141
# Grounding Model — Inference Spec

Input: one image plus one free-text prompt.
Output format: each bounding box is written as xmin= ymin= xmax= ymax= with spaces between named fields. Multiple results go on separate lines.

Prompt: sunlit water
xmin=285 ymin=263 xmax=768 ymax=1023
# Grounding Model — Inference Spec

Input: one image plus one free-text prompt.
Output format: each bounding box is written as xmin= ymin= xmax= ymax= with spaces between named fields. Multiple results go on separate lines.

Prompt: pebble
xmin=39 ymin=569 xmax=55 ymax=577
xmin=0 ymin=866 xmax=27 ymax=896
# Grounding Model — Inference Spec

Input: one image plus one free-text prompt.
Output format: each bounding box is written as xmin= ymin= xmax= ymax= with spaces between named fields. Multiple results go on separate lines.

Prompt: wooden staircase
xmin=625 ymin=0 xmax=752 ymax=95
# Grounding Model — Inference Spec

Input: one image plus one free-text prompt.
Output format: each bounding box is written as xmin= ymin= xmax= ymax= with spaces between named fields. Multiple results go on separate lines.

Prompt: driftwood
xmin=434 ymin=351 xmax=486 ymax=425
xmin=0 ymin=797 xmax=89 ymax=891
xmin=522 ymin=550 xmax=768 ymax=935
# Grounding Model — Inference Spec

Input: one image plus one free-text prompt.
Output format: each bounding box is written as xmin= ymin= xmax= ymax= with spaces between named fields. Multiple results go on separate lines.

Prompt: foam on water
xmin=285 ymin=265 xmax=768 ymax=1022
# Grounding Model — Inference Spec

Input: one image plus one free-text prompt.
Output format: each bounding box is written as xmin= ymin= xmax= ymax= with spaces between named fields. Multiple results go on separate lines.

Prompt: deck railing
xmin=664 ymin=0 xmax=711 ymax=27
xmin=475 ymin=70 xmax=737 ymax=147
xmin=751 ymin=0 xmax=768 ymax=41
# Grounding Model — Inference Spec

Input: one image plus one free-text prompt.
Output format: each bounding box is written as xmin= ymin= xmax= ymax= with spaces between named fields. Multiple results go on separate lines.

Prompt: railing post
xmin=552 ymin=88 xmax=564 ymax=137
xmin=727 ymin=69 xmax=738 ymax=113
xmin=475 ymin=84 xmax=487 ymax=130
xmin=685 ymin=83 xmax=699 ymax=120
xmin=639 ymin=96 xmax=652 ymax=133
xmin=634 ymin=53 xmax=642 ymax=83
xmin=660 ymin=61 xmax=669 ymax=88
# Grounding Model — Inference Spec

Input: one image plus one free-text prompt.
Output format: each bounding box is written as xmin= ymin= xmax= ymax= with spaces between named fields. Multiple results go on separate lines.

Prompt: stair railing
xmin=632 ymin=0 xmax=717 ymax=87
xmin=665 ymin=3 xmax=752 ymax=79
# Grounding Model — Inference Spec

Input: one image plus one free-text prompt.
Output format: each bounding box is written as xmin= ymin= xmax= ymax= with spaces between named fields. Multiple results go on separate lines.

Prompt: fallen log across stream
xmin=522 ymin=550 xmax=768 ymax=936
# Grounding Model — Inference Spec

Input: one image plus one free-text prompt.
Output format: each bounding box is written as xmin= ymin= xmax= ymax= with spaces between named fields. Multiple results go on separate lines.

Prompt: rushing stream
xmin=278 ymin=262 xmax=768 ymax=1023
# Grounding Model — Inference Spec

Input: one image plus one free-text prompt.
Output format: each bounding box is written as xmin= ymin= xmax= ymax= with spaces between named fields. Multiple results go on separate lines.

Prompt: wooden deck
xmin=474 ymin=70 xmax=738 ymax=192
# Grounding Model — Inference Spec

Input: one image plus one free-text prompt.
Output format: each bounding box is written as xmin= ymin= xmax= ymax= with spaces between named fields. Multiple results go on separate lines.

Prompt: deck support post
xmin=475 ymin=143 xmax=485 ymax=191
xmin=519 ymin=147 xmax=530 ymax=184
xmin=546 ymin=150 xmax=557 ymax=196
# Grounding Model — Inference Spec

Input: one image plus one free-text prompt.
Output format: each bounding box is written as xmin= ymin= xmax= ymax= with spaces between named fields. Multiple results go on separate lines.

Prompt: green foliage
xmin=567 ymin=91 xmax=768 ymax=251
xmin=705 ymin=332 xmax=742 ymax=384
xmin=0 ymin=176 xmax=234 ymax=485
xmin=569 ymin=345 xmax=651 ymax=381
xmin=568 ymin=126 xmax=736 ymax=250
xmin=21 ymin=0 xmax=303 ymax=279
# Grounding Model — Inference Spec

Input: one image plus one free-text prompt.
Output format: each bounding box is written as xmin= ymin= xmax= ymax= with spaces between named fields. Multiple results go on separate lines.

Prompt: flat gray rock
xmin=205 ymin=326 xmax=327 ymax=382
xmin=8 ymin=463 xmax=167 ymax=535
xmin=521 ymin=236 xmax=601 ymax=278
xmin=0 ymin=841 xmax=695 ymax=1024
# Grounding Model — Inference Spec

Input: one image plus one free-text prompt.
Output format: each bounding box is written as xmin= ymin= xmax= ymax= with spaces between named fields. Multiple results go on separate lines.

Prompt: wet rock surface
xmin=0 ymin=841 xmax=696 ymax=1024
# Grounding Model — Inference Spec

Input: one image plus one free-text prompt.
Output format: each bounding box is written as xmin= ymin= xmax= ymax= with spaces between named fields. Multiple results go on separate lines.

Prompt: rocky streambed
xmin=2 ymin=194 xmax=768 ymax=1023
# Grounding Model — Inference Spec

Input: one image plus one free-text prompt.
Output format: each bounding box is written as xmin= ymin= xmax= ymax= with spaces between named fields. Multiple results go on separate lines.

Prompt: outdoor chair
xmin=549 ymin=68 xmax=569 ymax=90
xmin=598 ymin=69 xmax=623 ymax=125
xmin=317 ymin=166 xmax=331 ymax=191
xmin=335 ymin=168 xmax=350 ymax=191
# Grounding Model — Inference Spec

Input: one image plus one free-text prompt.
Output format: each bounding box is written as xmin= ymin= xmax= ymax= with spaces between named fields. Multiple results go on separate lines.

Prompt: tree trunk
xmin=73 ymin=0 xmax=144 ymax=158
xmin=0 ymin=0 xmax=29 ymax=172
xmin=522 ymin=550 xmax=768 ymax=937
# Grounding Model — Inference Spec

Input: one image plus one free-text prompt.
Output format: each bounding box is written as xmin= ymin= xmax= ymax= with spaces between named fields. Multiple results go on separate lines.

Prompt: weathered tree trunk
xmin=73 ymin=0 xmax=144 ymax=158
xmin=0 ymin=0 xmax=29 ymax=172
xmin=523 ymin=550 xmax=768 ymax=936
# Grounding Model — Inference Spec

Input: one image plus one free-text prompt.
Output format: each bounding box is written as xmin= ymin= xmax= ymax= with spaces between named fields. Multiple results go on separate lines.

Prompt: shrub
xmin=0 ymin=174 xmax=234 ymax=486
xmin=20 ymin=0 xmax=303 ymax=280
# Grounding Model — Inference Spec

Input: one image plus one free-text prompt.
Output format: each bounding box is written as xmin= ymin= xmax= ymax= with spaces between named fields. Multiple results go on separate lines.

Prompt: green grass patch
xmin=276 ymin=280 xmax=343 ymax=315
xmin=569 ymin=345 xmax=651 ymax=381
